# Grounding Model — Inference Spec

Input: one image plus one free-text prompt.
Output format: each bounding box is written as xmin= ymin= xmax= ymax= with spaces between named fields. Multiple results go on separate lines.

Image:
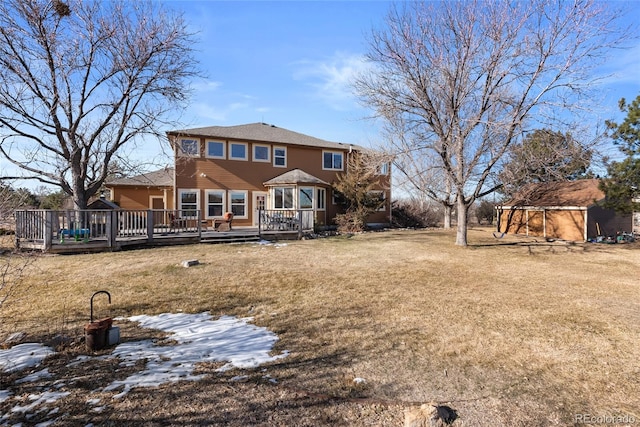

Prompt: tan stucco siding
xmin=110 ymin=186 xmax=173 ymax=211
xmin=173 ymin=138 xmax=390 ymax=227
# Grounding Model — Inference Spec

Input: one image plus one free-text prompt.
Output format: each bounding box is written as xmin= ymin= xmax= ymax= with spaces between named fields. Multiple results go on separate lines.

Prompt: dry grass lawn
xmin=1 ymin=227 xmax=639 ymax=426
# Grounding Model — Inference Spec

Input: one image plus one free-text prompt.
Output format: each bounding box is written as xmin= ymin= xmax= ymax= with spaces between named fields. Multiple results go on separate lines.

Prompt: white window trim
xmin=229 ymin=142 xmax=248 ymax=161
xmin=253 ymin=143 xmax=271 ymax=163
xmin=178 ymin=138 xmax=200 ymax=158
xmin=205 ymin=140 xmax=226 ymax=159
xmin=378 ymin=162 xmax=390 ymax=176
xmin=229 ymin=190 xmax=249 ymax=219
xmin=299 ymin=187 xmax=314 ymax=210
xmin=178 ymin=189 xmax=200 ymax=218
xmin=204 ymin=189 xmax=226 ymax=219
xmin=273 ymin=146 xmax=287 ymax=168
xmin=273 ymin=186 xmax=294 ymax=210
xmin=322 ymin=150 xmax=344 ymax=171
xmin=316 ymin=188 xmax=326 ymax=211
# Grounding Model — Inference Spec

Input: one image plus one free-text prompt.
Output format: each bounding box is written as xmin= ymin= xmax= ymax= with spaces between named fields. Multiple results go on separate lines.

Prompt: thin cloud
xmin=292 ymin=52 xmax=370 ymax=111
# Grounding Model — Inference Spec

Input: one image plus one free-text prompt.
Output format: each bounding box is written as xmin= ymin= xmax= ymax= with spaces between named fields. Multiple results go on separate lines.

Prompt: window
xmin=229 ymin=142 xmax=248 ymax=160
xmin=273 ymin=147 xmax=286 ymax=167
xmin=378 ymin=162 xmax=390 ymax=175
xmin=206 ymin=140 xmax=225 ymax=159
xmin=253 ymin=144 xmax=270 ymax=162
xmin=274 ymin=187 xmax=294 ymax=209
xmin=229 ymin=191 xmax=248 ymax=218
xmin=299 ymin=187 xmax=314 ymax=209
xmin=178 ymin=189 xmax=199 ymax=218
xmin=316 ymin=188 xmax=326 ymax=210
xmin=323 ymin=151 xmax=343 ymax=170
xmin=179 ymin=139 xmax=199 ymax=157
xmin=205 ymin=190 xmax=225 ymax=218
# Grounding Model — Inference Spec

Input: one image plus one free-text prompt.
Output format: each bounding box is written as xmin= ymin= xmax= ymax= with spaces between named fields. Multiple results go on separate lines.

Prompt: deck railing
xmin=14 ymin=209 xmax=202 ymax=250
xmin=257 ymin=209 xmax=314 ymax=239
xmin=14 ymin=208 xmax=313 ymax=251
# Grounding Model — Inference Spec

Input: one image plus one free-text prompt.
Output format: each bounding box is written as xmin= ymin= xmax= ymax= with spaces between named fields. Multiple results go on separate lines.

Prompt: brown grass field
xmin=1 ymin=227 xmax=639 ymax=426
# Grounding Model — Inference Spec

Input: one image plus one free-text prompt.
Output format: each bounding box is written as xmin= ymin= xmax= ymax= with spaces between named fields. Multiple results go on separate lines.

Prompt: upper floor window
xmin=378 ymin=162 xmax=390 ymax=175
xmin=179 ymin=138 xmax=199 ymax=157
xmin=323 ymin=151 xmax=343 ymax=170
xmin=206 ymin=140 xmax=225 ymax=159
xmin=274 ymin=147 xmax=286 ymax=167
xmin=229 ymin=142 xmax=248 ymax=160
xmin=253 ymin=144 xmax=270 ymax=162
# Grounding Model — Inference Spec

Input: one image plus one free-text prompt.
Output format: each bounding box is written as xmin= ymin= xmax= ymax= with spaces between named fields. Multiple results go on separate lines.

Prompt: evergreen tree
xmin=599 ymin=95 xmax=640 ymax=214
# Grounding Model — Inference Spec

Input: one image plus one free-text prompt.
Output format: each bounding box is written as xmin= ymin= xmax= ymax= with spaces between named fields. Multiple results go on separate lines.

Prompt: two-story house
xmin=108 ymin=123 xmax=391 ymax=230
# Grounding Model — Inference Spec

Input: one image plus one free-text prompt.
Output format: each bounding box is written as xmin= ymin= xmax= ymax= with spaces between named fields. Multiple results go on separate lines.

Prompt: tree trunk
xmin=455 ymin=196 xmax=468 ymax=246
xmin=443 ymin=204 xmax=452 ymax=229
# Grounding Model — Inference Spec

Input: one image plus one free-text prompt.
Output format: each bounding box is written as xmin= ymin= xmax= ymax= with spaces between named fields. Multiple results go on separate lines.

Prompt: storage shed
xmin=496 ymin=179 xmax=633 ymax=242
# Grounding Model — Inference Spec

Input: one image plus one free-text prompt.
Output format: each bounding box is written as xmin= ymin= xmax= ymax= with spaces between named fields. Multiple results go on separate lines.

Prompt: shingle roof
xmin=167 ymin=123 xmax=359 ymax=151
xmin=106 ymin=168 xmax=174 ymax=187
xmin=263 ymin=169 xmax=330 ymax=186
xmin=502 ymin=179 xmax=604 ymax=208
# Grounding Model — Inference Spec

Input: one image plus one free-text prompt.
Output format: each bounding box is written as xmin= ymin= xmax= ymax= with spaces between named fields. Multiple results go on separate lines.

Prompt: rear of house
xmin=496 ymin=179 xmax=633 ymax=242
xmin=108 ymin=123 xmax=392 ymax=230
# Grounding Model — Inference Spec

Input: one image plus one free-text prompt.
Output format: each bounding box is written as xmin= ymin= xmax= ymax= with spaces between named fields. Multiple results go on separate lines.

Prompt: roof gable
xmin=167 ymin=123 xmax=359 ymax=151
xmin=503 ymin=179 xmax=604 ymax=207
xmin=263 ymin=169 xmax=330 ymax=186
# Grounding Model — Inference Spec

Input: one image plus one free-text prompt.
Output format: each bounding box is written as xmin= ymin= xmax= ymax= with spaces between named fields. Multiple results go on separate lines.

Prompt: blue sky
xmin=2 ymin=1 xmax=640 ymax=189
xmin=171 ymin=0 xmax=640 ymax=142
xmin=169 ymin=1 xmax=392 ymax=147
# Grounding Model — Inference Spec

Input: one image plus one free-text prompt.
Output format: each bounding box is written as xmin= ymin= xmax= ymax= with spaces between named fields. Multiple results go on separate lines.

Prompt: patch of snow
xmin=0 ymin=343 xmax=53 ymax=373
xmin=11 ymin=391 xmax=70 ymax=414
xmin=16 ymin=368 xmax=52 ymax=384
xmin=104 ymin=313 xmax=288 ymax=398
xmin=0 ymin=312 xmax=289 ymax=423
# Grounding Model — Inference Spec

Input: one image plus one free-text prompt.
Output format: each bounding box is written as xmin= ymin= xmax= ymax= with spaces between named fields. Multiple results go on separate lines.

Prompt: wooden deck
xmin=14 ymin=209 xmax=311 ymax=254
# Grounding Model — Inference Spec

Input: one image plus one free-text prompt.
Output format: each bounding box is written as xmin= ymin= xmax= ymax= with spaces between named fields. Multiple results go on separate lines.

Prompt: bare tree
xmin=355 ymin=0 xmax=632 ymax=245
xmin=0 ymin=0 xmax=201 ymax=209
xmin=383 ymin=121 xmax=455 ymax=228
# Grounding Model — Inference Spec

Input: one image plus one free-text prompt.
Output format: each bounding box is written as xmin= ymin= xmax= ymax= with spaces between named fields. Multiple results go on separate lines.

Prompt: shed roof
xmin=87 ymin=197 xmax=120 ymax=210
xmin=167 ymin=122 xmax=360 ymax=151
xmin=106 ymin=168 xmax=174 ymax=187
xmin=502 ymin=179 xmax=605 ymax=208
xmin=263 ymin=169 xmax=330 ymax=186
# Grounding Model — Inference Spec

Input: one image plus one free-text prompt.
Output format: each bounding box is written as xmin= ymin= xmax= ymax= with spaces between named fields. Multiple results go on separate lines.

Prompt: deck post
xmin=107 ymin=211 xmax=117 ymax=248
xmin=43 ymin=210 xmax=54 ymax=251
xmin=146 ymin=210 xmax=154 ymax=243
